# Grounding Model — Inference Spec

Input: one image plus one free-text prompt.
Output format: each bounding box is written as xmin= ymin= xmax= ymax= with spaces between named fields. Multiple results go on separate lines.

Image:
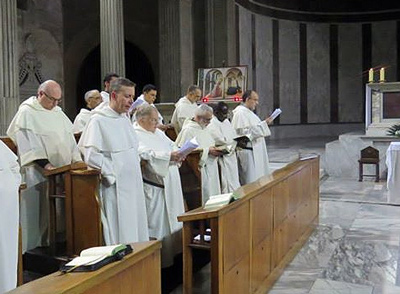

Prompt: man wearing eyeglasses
xmin=232 ymin=90 xmax=273 ymax=185
xmin=7 ymin=80 xmax=83 ymax=252
xmin=175 ymin=104 xmax=223 ymax=204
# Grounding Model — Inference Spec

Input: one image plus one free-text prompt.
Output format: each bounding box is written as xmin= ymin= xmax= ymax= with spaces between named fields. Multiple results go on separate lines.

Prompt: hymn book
xmin=204 ymin=192 xmax=240 ymax=209
xmin=178 ymin=137 xmax=199 ymax=157
xmin=60 ymin=244 xmax=132 ymax=273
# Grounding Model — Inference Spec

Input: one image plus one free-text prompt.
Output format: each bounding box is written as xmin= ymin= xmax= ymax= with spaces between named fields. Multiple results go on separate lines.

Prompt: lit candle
xmin=368 ymin=68 xmax=374 ymax=83
xmin=380 ymin=67 xmax=385 ymax=82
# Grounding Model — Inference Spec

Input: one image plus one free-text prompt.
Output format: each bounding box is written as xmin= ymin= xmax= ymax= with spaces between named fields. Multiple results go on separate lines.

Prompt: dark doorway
xmin=76 ymin=41 xmax=155 ymax=110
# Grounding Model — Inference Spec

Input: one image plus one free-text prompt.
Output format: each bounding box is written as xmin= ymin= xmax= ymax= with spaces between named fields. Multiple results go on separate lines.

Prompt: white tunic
xmin=78 ymin=106 xmax=149 ymax=245
xmin=207 ymin=117 xmax=241 ymax=193
xmin=100 ymin=91 xmax=110 ymax=103
xmin=72 ymin=108 xmax=91 ymax=133
xmin=232 ymin=104 xmax=271 ymax=185
xmin=134 ymin=124 xmax=185 ymax=267
xmin=7 ymin=96 xmax=82 ymax=252
xmin=175 ymin=119 xmax=221 ymax=204
xmin=170 ymin=96 xmax=198 ymax=134
xmin=0 ymin=141 xmax=21 ymax=293
xmin=131 ymin=95 xmax=164 ymax=125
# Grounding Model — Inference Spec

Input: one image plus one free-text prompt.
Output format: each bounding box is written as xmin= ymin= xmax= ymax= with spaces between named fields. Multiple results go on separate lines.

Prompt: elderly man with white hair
xmin=134 ymin=105 xmax=185 ymax=267
xmin=73 ymin=89 xmax=102 ymax=133
xmin=175 ymin=103 xmax=222 ymax=204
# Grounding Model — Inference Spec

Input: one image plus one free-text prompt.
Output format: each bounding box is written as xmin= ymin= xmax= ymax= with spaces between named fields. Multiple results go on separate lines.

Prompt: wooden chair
xmin=358 ymin=146 xmax=380 ymax=182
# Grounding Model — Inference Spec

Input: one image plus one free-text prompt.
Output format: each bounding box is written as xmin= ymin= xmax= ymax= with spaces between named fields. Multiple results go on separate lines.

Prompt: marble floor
xmin=170 ymin=136 xmax=400 ymax=294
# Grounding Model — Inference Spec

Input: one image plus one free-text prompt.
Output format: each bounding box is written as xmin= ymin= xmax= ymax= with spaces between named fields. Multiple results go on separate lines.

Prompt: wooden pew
xmin=0 ymin=136 xmax=102 ymax=256
xmin=177 ymin=157 xmax=320 ymax=294
xmin=7 ymin=241 xmax=162 ymax=294
xmin=178 ymin=150 xmax=202 ymax=211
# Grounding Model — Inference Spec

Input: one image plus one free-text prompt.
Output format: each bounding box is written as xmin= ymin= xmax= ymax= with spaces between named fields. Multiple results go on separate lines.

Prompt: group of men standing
xmin=0 ymin=75 xmax=273 ymax=292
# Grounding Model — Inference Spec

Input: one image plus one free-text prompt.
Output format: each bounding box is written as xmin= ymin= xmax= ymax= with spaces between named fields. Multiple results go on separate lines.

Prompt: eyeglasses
xmin=42 ymin=91 xmax=62 ymax=104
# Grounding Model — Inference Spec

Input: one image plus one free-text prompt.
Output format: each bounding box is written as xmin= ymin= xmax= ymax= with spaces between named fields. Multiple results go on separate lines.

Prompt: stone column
xmin=159 ymin=0 xmax=194 ymax=102
xmin=100 ymin=0 xmax=125 ymax=79
xmin=0 ymin=0 xmax=19 ymax=135
xmin=205 ymin=0 xmax=237 ymax=67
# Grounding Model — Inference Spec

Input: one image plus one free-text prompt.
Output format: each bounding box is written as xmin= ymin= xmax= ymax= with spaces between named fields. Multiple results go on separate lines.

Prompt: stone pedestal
xmin=100 ymin=0 xmax=125 ymax=78
xmin=325 ymin=132 xmax=400 ymax=179
xmin=0 ymin=0 xmax=19 ymax=135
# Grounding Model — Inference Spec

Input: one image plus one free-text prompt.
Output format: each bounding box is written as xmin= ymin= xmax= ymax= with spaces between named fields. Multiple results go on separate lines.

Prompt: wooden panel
xmin=223 ymin=255 xmax=250 ymax=294
xmin=83 ymin=250 xmax=161 ymax=294
xmin=0 ymin=136 xmax=17 ymax=154
xmin=251 ymin=190 xmax=272 ymax=247
xmin=251 ymin=236 xmax=272 ymax=293
xmin=288 ymin=171 xmax=301 ymax=214
xmin=273 ymin=180 xmax=289 ymax=227
xmin=8 ymin=241 xmax=161 ymax=294
xmin=70 ymin=172 xmax=102 ymax=254
xmin=272 ymin=216 xmax=290 ymax=268
xmin=223 ymin=202 xmax=250 ymax=273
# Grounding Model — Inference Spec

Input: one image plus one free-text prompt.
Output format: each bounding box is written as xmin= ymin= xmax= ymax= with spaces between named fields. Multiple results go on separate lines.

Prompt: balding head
xmin=37 ymin=80 xmax=62 ymax=110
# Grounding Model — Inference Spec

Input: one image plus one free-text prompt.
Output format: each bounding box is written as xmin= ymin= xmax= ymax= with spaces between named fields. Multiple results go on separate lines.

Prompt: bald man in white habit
xmin=7 ymin=80 xmax=83 ymax=252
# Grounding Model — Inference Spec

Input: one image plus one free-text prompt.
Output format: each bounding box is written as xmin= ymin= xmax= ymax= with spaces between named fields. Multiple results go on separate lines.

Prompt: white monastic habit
xmin=170 ymin=96 xmax=198 ymax=134
xmin=78 ymin=106 xmax=149 ymax=245
xmin=0 ymin=141 xmax=21 ymax=293
xmin=7 ymin=96 xmax=82 ymax=252
xmin=232 ymin=104 xmax=271 ymax=185
xmin=207 ymin=117 xmax=241 ymax=193
xmin=72 ymin=108 xmax=91 ymax=133
xmin=100 ymin=90 xmax=110 ymax=103
xmin=175 ymin=119 xmax=221 ymax=204
xmin=134 ymin=124 xmax=185 ymax=267
xmin=131 ymin=94 xmax=164 ymax=125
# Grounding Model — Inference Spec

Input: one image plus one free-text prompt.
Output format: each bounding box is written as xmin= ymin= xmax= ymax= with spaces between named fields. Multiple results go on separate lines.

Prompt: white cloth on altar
xmin=131 ymin=95 xmax=164 ymax=125
xmin=386 ymin=142 xmax=400 ymax=203
xmin=175 ymin=119 xmax=221 ymax=204
xmin=7 ymin=96 xmax=82 ymax=252
xmin=78 ymin=106 xmax=149 ymax=245
xmin=73 ymin=108 xmax=91 ymax=133
xmin=207 ymin=117 xmax=240 ymax=193
xmin=0 ymin=141 xmax=21 ymax=293
xmin=134 ymin=124 xmax=184 ymax=267
xmin=170 ymin=96 xmax=198 ymax=134
xmin=232 ymin=104 xmax=271 ymax=185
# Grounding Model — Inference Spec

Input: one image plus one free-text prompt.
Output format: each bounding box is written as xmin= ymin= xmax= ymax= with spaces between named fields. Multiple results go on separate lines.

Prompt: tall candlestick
xmin=368 ymin=68 xmax=374 ymax=83
xmin=380 ymin=67 xmax=385 ymax=82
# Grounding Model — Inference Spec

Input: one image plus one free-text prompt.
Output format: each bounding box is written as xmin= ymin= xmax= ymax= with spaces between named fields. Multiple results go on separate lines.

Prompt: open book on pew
xmin=60 ymin=244 xmax=133 ymax=273
xmin=204 ymin=192 xmax=240 ymax=209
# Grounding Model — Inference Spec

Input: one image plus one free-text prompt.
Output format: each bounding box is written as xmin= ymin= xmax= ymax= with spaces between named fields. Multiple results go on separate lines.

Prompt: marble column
xmin=0 ymin=0 xmax=19 ymax=135
xmin=205 ymin=0 xmax=237 ymax=67
xmin=159 ymin=0 xmax=194 ymax=102
xmin=100 ymin=0 xmax=125 ymax=79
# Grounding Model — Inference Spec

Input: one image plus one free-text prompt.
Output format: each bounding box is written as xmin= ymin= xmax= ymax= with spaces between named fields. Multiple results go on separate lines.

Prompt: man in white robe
xmin=175 ymin=104 xmax=222 ymax=204
xmin=134 ymin=105 xmax=185 ymax=267
xmin=171 ymin=85 xmax=202 ymax=134
xmin=131 ymin=84 xmax=169 ymax=131
xmin=7 ymin=80 xmax=83 ymax=252
xmin=73 ymin=89 xmax=102 ymax=133
xmin=0 ymin=141 xmax=21 ymax=293
xmin=207 ymin=102 xmax=240 ymax=193
xmin=232 ymin=90 xmax=273 ymax=185
xmin=78 ymin=77 xmax=149 ymax=245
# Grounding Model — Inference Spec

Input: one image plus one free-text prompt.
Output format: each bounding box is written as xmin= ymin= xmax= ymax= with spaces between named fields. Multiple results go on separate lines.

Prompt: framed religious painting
xmin=197 ymin=66 xmax=248 ymax=103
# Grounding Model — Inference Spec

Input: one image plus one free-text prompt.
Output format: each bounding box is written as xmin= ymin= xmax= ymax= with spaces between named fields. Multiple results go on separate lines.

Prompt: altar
xmin=325 ymin=82 xmax=400 ymax=180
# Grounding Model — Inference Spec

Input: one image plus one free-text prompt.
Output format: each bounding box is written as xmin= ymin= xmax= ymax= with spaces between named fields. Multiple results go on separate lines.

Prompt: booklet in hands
xmin=178 ymin=137 xmax=199 ymax=157
xmin=60 ymin=244 xmax=133 ymax=273
xmin=269 ymin=108 xmax=282 ymax=121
